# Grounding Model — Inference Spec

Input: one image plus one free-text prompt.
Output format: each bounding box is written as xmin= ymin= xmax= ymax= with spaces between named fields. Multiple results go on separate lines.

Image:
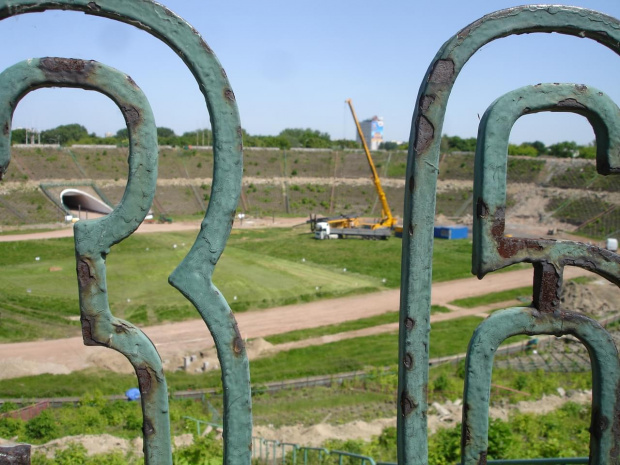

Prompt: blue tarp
xmin=125 ymin=387 xmax=141 ymax=401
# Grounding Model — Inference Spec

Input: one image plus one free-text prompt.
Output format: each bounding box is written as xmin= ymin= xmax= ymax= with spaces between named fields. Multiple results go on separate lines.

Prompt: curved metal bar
xmin=472 ymin=83 xmax=620 ymax=303
xmin=0 ymin=2 xmax=251 ymax=462
xmin=461 ymin=307 xmax=620 ymax=465
xmin=400 ymin=7 xmax=620 ymax=463
xmin=0 ymin=58 xmax=168 ymax=463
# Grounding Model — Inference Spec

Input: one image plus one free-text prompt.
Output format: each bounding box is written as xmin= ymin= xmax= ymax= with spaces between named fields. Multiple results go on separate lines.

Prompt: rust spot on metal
xmin=490 ymin=206 xmax=506 ymax=237
xmin=77 ymin=259 xmax=94 ymax=288
xmin=428 ymin=59 xmax=455 ymax=85
xmin=126 ymin=75 xmax=138 ymax=87
xmin=121 ymin=105 xmax=141 ymax=128
xmin=556 ymin=98 xmax=587 ymax=109
xmin=420 ymin=95 xmax=435 ymax=112
xmin=489 ymin=206 xmax=544 ymax=259
xmin=575 ymin=84 xmax=588 ymax=92
xmin=414 ymin=115 xmax=434 ymax=153
xmin=224 ymin=88 xmax=235 ymax=102
xmin=408 ymin=222 xmax=414 ymax=237
xmin=461 ymin=403 xmax=472 ymax=448
xmin=39 ymin=57 xmax=92 ymax=78
xmin=231 ymin=317 xmax=245 ymax=356
xmin=521 ymin=107 xmax=532 ymax=115
xmin=400 ymin=391 xmax=417 ymax=416
xmin=0 ymin=444 xmax=31 ymax=464
xmin=477 ymin=450 xmax=488 ymax=465
xmin=408 ymin=175 xmax=414 ymax=192
xmin=200 ymin=39 xmax=214 ymax=54
xmin=87 ymin=1 xmax=100 ymax=11
xmin=532 ymin=262 xmax=561 ymax=313
xmin=237 ymin=126 xmax=243 ymax=138
xmin=404 ymin=352 xmax=414 ymax=370
xmin=610 ymin=381 xmax=620 ymax=461
xmin=163 ymin=6 xmax=176 ymax=18
xmin=476 ymin=198 xmax=489 ymax=219
xmin=80 ymin=317 xmax=100 ymax=346
xmin=123 ymin=106 xmax=141 ymax=126
xmin=221 ymin=68 xmax=228 ymax=78
xmin=143 ymin=418 xmax=155 ymax=437
xmin=137 ymin=367 xmax=152 ymax=395
xmin=405 ymin=317 xmax=415 ymax=330
xmin=232 ymin=335 xmax=244 ymax=356
xmin=113 ymin=322 xmax=131 ymax=334
xmin=3 ymin=122 xmax=9 ymax=136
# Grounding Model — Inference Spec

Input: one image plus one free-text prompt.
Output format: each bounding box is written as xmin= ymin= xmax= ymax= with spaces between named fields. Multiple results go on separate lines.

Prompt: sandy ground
xmin=254 ymin=390 xmax=593 ymax=447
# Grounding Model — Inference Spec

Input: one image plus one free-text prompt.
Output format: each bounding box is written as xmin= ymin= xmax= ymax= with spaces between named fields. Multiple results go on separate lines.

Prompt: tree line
xmin=10 ymin=124 xmax=361 ymax=150
xmin=441 ymin=135 xmax=596 ymax=159
xmin=11 ymin=124 xmax=597 ymax=158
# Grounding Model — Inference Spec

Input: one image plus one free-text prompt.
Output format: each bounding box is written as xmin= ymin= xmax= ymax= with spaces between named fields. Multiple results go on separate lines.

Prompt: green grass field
xmin=449 ymin=286 xmax=532 ymax=308
xmin=264 ymin=305 xmax=450 ymax=345
xmin=0 ymin=228 xmax=474 ymax=343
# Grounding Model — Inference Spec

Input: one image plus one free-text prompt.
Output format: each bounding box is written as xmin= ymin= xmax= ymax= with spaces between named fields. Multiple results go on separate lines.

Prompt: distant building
xmin=356 ymin=116 xmax=384 ymax=150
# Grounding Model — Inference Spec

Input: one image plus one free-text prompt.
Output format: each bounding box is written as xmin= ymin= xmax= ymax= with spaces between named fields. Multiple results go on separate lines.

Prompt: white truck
xmin=314 ymin=221 xmax=391 ymax=240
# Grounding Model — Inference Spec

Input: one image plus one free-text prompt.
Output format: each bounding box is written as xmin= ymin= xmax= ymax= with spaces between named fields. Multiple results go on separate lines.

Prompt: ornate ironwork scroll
xmin=401 ymin=6 xmax=620 ymax=465
xmin=463 ymin=82 xmax=620 ymax=465
xmin=0 ymin=57 xmax=169 ymax=463
xmin=0 ymin=1 xmax=250 ymax=464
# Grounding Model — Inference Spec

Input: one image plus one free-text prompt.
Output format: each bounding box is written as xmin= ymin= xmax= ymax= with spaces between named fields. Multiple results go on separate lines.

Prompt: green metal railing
xmin=182 ymin=417 xmax=222 ymax=437
xmin=250 ymin=439 xmax=377 ymax=465
xmin=1 ymin=3 xmax=619 ymax=465
xmin=399 ymin=5 xmax=620 ymax=465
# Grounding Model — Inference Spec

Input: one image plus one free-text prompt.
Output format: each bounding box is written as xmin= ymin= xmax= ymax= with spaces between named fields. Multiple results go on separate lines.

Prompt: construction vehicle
xmin=314 ymin=221 xmax=391 ymax=240
xmin=311 ymin=99 xmax=398 ymax=239
xmin=345 ymin=98 xmax=397 ymax=230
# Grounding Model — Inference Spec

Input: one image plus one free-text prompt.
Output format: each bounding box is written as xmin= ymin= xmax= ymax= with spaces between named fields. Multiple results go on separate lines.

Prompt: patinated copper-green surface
xmin=464 ymin=82 xmax=620 ymax=465
xmin=0 ymin=1 xmax=250 ymax=464
xmin=0 ymin=57 xmax=169 ymax=463
xmin=473 ymin=83 xmax=620 ymax=290
xmin=401 ymin=6 xmax=620 ymax=465
xmin=463 ymin=308 xmax=620 ymax=465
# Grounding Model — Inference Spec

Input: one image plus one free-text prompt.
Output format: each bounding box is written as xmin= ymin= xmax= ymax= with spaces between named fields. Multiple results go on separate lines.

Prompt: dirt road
xmin=0 ymin=217 xmax=307 ymax=242
xmin=0 ymin=265 xmax=590 ymax=379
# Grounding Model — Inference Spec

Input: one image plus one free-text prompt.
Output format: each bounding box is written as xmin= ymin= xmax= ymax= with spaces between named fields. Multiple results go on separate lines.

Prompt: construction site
xmin=0 ymin=143 xmax=618 ymax=243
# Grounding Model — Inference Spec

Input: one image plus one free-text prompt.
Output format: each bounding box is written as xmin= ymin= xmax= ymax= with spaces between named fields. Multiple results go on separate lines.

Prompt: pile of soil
xmin=0 ymin=434 xmax=194 ymax=459
xmin=561 ymin=279 xmax=619 ymax=316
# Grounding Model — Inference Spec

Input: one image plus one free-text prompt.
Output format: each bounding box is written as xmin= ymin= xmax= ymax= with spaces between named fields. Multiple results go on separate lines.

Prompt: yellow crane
xmin=345 ymin=99 xmax=396 ymax=229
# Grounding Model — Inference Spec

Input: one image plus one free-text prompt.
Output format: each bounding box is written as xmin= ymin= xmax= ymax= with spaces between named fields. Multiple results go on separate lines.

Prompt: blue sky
xmin=0 ymin=1 xmax=619 ymax=145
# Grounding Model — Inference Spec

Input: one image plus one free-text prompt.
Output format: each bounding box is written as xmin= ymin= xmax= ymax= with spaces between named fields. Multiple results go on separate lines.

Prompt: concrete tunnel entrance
xmin=60 ymin=188 xmax=113 ymax=217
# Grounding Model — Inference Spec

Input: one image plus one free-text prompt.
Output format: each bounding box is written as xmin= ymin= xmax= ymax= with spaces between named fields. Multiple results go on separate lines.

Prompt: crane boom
xmin=346 ymin=99 xmax=396 ymax=228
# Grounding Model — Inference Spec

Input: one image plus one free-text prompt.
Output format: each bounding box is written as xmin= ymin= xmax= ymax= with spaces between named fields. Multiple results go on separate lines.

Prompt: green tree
xmin=508 ymin=143 xmax=538 ymax=157
xmin=115 ymin=128 xmax=128 ymax=139
xmin=333 ymin=139 xmax=360 ymax=149
xmin=279 ymin=128 xmax=331 ymax=148
xmin=40 ymin=124 xmax=89 ymax=146
xmin=441 ymin=135 xmax=477 ymax=152
xmin=579 ymin=142 xmax=596 ymax=159
xmin=379 ymin=141 xmax=398 ymax=151
xmin=547 ymin=141 xmax=579 ymax=158
xmin=10 ymin=128 xmax=26 ymax=144
xmin=528 ymin=140 xmax=547 ymax=155
xmin=156 ymin=127 xmax=175 ymax=138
